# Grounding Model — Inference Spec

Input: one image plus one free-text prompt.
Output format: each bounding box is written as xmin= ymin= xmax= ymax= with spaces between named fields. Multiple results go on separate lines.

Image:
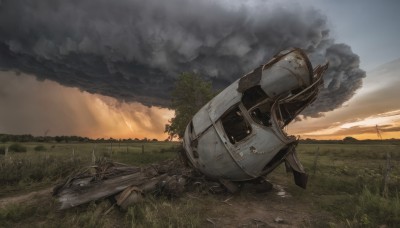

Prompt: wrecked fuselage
xmin=183 ymin=48 xmax=328 ymax=188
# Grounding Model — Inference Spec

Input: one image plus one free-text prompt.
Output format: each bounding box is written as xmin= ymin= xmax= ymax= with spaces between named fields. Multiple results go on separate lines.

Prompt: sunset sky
xmin=0 ymin=0 xmax=399 ymax=140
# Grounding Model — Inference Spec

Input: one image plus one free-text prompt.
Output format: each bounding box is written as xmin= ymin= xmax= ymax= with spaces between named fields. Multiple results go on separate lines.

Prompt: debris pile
xmin=53 ymin=158 xmax=234 ymax=210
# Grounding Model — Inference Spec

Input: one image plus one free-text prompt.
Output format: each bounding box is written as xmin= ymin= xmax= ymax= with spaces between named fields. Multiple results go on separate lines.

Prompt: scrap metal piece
xmin=183 ymin=48 xmax=328 ymax=188
xmin=116 ymin=186 xmax=144 ymax=210
xmin=284 ymin=146 xmax=308 ymax=189
xmin=218 ymin=179 xmax=239 ymax=193
xmin=53 ymin=160 xmax=174 ymax=210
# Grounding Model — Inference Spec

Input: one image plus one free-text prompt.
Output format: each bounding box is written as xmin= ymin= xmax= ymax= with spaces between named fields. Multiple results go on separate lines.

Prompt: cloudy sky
xmin=0 ymin=0 xmax=399 ymax=140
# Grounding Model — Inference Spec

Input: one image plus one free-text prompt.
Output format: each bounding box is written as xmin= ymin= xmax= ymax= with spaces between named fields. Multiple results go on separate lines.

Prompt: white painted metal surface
xmin=183 ymin=48 xmax=328 ymax=187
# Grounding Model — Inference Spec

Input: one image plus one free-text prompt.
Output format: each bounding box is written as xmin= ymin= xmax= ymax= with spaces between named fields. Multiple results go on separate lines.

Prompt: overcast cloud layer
xmin=0 ymin=0 xmax=365 ymax=116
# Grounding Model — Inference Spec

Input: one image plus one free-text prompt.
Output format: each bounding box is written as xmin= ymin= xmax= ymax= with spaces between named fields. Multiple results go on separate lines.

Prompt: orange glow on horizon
xmin=289 ymin=110 xmax=400 ymax=141
xmin=82 ymin=95 xmax=175 ymax=140
xmin=299 ymin=132 xmax=400 ymax=141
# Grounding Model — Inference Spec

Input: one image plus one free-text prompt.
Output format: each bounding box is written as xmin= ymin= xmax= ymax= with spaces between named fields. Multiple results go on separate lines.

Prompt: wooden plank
xmin=57 ymin=171 xmax=154 ymax=209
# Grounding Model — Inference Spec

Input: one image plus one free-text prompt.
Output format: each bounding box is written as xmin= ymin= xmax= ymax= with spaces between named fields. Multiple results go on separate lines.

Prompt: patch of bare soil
xmin=0 ymin=187 xmax=52 ymax=209
xmin=205 ymin=185 xmax=330 ymax=228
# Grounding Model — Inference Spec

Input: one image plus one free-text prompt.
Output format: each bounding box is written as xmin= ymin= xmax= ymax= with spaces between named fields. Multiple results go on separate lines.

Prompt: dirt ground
xmin=194 ymin=184 xmax=331 ymax=228
xmin=0 ymin=183 xmax=333 ymax=228
xmin=0 ymin=187 xmax=52 ymax=209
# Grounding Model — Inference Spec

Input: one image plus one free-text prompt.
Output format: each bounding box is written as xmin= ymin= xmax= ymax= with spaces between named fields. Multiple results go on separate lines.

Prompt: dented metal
xmin=182 ymin=48 xmax=328 ymax=188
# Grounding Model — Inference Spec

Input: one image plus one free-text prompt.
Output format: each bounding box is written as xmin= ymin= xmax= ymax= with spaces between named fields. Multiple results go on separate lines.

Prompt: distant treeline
xmin=1 ymin=133 xmax=399 ymax=144
xmin=301 ymin=136 xmax=400 ymax=145
xmin=0 ymin=134 xmax=164 ymax=143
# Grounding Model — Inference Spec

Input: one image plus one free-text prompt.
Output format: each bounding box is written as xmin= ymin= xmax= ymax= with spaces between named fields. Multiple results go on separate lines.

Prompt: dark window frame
xmin=220 ymin=104 xmax=252 ymax=145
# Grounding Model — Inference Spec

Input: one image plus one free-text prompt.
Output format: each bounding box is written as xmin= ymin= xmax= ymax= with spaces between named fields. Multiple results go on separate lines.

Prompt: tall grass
xmin=0 ymin=156 xmax=82 ymax=184
xmin=353 ymin=188 xmax=400 ymax=227
xmin=125 ymin=197 xmax=204 ymax=227
xmin=294 ymin=143 xmax=400 ymax=227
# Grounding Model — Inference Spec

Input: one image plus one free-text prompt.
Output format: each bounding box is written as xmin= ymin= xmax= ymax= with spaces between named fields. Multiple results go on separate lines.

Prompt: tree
xmin=165 ymin=72 xmax=215 ymax=140
xmin=343 ymin=136 xmax=358 ymax=143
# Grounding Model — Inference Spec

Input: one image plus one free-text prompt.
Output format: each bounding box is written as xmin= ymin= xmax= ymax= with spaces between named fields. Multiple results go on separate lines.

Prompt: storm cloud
xmin=0 ymin=0 xmax=365 ymax=116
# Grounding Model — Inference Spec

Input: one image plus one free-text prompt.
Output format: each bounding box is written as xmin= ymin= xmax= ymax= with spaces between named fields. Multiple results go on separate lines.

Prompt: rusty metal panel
xmin=237 ymin=65 xmax=263 ymax=93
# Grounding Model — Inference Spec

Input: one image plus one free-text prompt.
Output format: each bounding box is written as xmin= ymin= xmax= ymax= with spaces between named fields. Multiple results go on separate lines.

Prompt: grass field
xmin=281 ymin=143 xmax=400 ymax=227
xmin=0 ymin=142 xmax=399 ymax=227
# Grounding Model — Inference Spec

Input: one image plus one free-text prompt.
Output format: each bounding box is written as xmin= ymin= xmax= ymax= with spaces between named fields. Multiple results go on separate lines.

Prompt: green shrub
xmin=34 ymin=145 xmax=46 ymax=151
xmin=0 ymin=146 xmax=5 ymax=155
xmin=8 ymin=143 xmax=27 ymax=153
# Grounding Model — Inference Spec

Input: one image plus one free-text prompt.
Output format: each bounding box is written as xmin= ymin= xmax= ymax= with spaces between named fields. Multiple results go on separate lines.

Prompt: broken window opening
xmin=249 ymin=103 xmax=272 ymax=127
xmin=221 ymin=107 xmax=252 ymax=144
xmin=276 ymin=101 xmax=308 ymax=127
xmin=241 ymin=85 xmax=268 ymax=109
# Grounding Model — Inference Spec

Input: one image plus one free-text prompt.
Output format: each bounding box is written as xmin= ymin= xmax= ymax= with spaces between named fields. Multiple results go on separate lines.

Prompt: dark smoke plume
xmin=303 ymin=43 xmax=366 ymax=117
xmin=0 ymin=0 xmax=365 ymax=116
